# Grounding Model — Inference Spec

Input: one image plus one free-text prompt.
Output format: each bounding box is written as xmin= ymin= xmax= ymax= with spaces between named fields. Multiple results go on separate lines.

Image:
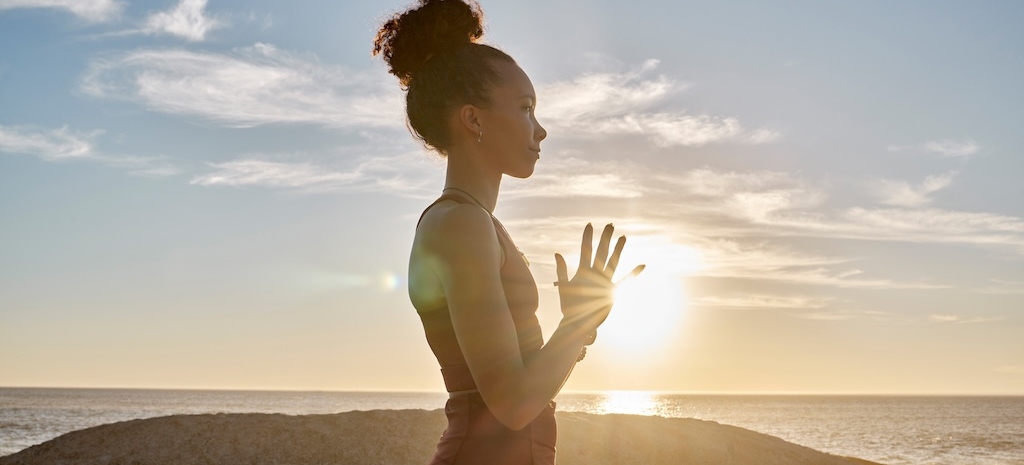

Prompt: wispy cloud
xmin=656 ymin=168 xmax=826 ymax=222
xmin=651 ymin=166 xmax=1024 ymax=253
xmin=505 ymin=214 xmax=934 ymax=289
xmin=539 ymin=60 xmax=780 ymax=147
xmin=81 ymin=43 xmax=402 ymax=129
xmin=0 ymin=0 xmax=122 ymax=22
xmin=694 ymin=294 xmax=832 ymax=309
xmin=189 ymin=151 xmax=441 ymax=195
xmin=692 ymin=293 xmax=869 ymax=322
xmin=191 ymin=159 xmax=361 ymax=190
xmin=660 ymin=168 xmax=800 ymax=197
xmin=141 ymin=0 xmax=221 ymax=41
xmin=888 ymin=138 xmax=980 ymax=158
xmin=789 ymin=312 xmax=855 ymax=321
xmin=973 ymin=279 xmax=1024 ymax=295
xmin=695 ymin=240 xmax=939 ymax=289
xmin=748 ymin=206 xmax=1024 ymax=254
xmin=872 ymin=171 xmax=957 ymax=207
xmin=494 ymin=160 xmax=1024 ymax=292
xmin=839 ymin=207 xmax=1024 ymax=244
xmin=543 ymin=59 xmax=681 ymax=117
xmin=0 ymin=124 xmax=178 ymax=175
xmin=79 ymin=52 xmax=776 ymax=147
xmin=243 ymin=10 xmax=272 ymax=30
xmin=929 ymin=314 xmax=1003 ymax=324
xmin=505 ymin=156 xmax=645 ymax=199
xmin=0 ymin=124 xmax=97 ymax=160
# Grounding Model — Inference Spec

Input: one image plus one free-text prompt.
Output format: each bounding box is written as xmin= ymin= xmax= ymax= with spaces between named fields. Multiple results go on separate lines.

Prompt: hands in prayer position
xmin=554 ymin=223 xmax=645 ymax=341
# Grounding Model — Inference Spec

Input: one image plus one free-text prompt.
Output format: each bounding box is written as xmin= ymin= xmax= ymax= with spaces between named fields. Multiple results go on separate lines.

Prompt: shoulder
xmin=420 ymin=200 xmax=493 ymax=235
xmin=416 ymin=201 xmax=501 ymax=271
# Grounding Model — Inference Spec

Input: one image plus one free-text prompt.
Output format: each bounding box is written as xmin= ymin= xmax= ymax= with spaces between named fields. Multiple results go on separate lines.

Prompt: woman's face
xmin=477 ymin=60 xmax=547 ymax=179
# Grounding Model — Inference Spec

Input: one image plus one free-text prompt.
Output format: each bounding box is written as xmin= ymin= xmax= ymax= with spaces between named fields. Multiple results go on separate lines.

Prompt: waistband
xmin=449 ymin=388 xmax=479 ymax=398
xmin=441 ymin=363 xmax=476 ymax=392
xmin=441 ymin=350 xmax=539 ymax=393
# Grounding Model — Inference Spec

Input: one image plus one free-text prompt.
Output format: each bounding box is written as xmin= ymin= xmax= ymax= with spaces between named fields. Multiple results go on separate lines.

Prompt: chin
xmin=507 ymin=163 xmax=537 ymax=179
xmin=507 ymin=171 xmax=534 ymax=180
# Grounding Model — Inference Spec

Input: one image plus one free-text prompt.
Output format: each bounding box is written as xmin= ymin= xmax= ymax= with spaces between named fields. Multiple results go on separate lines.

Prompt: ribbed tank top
xmin=411 ymin=192 xmax=542 ymax=392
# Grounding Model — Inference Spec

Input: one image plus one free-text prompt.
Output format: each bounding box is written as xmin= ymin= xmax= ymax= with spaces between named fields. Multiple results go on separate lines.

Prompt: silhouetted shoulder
xmin=417 ymin=201 xmax=501 ymax=269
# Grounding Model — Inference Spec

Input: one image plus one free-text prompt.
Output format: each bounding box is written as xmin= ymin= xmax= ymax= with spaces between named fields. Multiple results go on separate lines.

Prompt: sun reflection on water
xmin=596 ymin=390 xmax=661 ymax=416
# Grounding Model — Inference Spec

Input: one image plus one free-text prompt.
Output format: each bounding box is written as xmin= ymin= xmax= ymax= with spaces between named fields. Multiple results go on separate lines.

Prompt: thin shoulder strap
xmin=415 ymin=191 xmax=509 ymax=266
xmin=416 ymin=192 xmax=471 ymax=229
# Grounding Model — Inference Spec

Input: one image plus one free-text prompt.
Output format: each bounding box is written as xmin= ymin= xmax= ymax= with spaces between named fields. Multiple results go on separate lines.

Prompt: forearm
xmin=486 ymin=318 xmax=590 ymax=430
xmin=527 ymin=317 xmax=591 ymax=395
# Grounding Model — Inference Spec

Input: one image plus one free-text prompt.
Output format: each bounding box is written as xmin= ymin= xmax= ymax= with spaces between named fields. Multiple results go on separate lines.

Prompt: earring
xmin=477 ymin=130 xmax=483 ymax=143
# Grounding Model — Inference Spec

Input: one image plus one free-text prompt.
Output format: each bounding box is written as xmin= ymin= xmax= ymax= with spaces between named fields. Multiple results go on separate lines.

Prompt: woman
xmin=373 ymin=1 xmax=642 ymax=463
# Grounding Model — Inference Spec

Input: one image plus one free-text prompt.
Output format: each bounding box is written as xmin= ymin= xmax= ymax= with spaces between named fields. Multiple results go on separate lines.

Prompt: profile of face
xmin=471 ymin=60 xmax=547 ymax=179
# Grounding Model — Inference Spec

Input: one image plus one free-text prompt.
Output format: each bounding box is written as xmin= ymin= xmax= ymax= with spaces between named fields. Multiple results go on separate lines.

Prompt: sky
xmin=1 ymin=0 xmax=1022 ymax=395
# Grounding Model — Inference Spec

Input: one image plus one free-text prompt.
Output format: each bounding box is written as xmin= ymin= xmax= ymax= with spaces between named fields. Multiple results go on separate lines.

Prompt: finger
xmin=594 ymin=223 xmax=614 ymax=269
xmin=613 ymin=264 xmax=646 ymax=285
xmin=554 ymin=253 xmax=569 ymax=286
xmin=606 ymin=235 xmax=626 ymax=277
xmin=577 ymin=223 xmax=593 ymax=272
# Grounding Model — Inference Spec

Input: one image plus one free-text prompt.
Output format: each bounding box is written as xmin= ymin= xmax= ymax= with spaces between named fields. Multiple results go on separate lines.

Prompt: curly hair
xmin=373 ymin=0 xmax=515 ymax=155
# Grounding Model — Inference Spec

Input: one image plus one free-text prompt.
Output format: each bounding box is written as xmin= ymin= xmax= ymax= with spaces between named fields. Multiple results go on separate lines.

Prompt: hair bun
xmin=373 ymin=0 xmax=484 ymax=87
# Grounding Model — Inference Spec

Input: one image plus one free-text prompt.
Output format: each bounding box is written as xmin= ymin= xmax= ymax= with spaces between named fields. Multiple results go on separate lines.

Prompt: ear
xmin=456 ymin=103 xmax=483 ymax=140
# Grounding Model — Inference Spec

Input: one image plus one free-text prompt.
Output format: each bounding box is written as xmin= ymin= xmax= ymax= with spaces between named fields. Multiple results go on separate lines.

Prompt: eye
xmin=523 ymin=105 xmax=534 ymax=112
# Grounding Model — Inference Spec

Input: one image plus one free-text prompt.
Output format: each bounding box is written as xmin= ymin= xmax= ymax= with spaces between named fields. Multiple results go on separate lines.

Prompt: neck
xmin=443 ymin=146 xmax=501 ymax=213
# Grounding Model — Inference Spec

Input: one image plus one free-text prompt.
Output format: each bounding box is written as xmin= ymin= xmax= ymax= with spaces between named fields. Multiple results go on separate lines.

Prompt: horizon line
xmin=2 ymin=385 xmax=1022 ymax=397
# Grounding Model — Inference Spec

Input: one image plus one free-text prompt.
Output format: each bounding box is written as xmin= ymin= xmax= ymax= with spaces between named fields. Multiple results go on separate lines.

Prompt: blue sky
xmin=1 ymin=0 xmax=1022 ymax=393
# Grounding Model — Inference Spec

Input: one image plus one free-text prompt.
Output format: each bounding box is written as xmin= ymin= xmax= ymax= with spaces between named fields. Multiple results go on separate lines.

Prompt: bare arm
xmin=423 ymin=208 xmax=636 ymax=430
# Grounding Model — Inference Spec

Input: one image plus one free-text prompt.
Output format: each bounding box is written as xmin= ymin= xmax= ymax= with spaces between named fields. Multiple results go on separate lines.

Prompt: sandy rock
xmin=1 ymin=410 xmax=881 ymax=465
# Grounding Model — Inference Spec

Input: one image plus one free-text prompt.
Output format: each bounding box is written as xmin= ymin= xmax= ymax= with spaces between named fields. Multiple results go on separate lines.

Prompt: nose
xmin=534 ymin=115 xmax=547 ymax=142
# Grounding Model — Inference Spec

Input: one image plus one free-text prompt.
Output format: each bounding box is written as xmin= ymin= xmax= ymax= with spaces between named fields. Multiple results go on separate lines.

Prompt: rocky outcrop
xmin=1 ymin=410 xmax=881 ymax=465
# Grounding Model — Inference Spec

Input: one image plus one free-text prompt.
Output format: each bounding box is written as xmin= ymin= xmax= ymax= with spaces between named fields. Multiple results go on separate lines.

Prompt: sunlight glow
xmin=599 ymin=236 xmax=697 ymax=355
xmin=623 ymin=234 xmax=707 ymax=276
xmin=595 ymin=390 xmax=660 ymax=416
xmin=382 ymin=272 xmax=402 ymax=292
xmin=603 ymin=272 xmax=685 ymax=353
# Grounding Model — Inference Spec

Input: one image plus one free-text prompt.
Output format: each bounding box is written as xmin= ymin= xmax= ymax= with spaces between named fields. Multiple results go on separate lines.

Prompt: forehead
xmin=490 ymin=60 xmax=535 ymax=99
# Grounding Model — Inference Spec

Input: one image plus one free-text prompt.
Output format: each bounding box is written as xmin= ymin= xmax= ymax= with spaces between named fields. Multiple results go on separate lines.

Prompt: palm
xmin=554 ymin=223 xmax=644 ymax=331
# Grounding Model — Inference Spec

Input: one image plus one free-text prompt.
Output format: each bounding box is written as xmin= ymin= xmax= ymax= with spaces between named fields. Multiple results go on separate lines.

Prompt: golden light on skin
xmin=599 ymin=237 xmax=701 ymax=355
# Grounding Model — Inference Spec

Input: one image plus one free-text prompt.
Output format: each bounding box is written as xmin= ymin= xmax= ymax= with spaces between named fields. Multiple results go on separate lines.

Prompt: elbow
xmin=484 ymin=396 xmax=546 ymax=431
xmin=491 ymin=408 xmax=534 ymax=432
xmin=476 ymin=379 xmax=549 ymax=431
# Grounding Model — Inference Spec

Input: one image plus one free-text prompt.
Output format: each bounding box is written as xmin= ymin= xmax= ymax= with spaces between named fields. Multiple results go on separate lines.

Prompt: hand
xmin=554 ymin=223 xmax=645 ymax=334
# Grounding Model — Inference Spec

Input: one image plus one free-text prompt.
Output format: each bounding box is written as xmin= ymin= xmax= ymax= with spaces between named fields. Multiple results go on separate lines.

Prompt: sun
xmin=599 ymin=271 xmax=686 ymax=354
xmin=597 ymin=237 xmax=700 ymax=355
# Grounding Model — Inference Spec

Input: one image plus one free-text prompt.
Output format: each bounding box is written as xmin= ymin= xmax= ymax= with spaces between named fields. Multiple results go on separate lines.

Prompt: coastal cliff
xmin=1 ymin=410 xmax=881 ymax=465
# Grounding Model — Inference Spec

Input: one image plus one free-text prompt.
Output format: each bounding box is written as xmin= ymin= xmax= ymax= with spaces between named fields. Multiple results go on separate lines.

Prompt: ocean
xmin=1 ymin=388 xmax=1022 ymax=465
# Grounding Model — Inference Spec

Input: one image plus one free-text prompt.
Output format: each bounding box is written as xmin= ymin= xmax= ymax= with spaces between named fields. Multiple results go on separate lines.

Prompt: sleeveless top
xmin=411 ymin=192 xmax=543 ymax=392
